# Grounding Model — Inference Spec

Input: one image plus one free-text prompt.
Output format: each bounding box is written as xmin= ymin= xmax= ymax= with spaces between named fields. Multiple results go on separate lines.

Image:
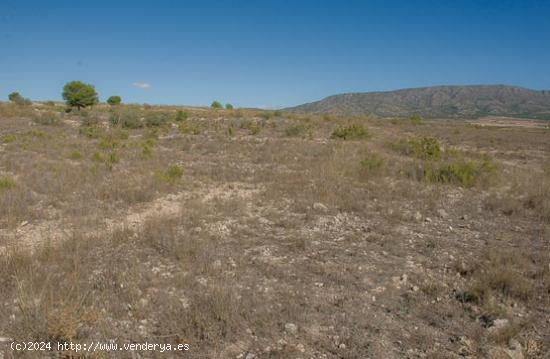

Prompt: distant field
xmin=0 ymin=103 xmax=548 ymax=358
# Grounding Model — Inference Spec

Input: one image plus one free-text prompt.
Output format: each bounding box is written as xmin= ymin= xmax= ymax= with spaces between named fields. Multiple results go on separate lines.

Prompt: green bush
xmin=360 ymin=153 xmax=385 ymax=174
xmin=178 ymin=121 xmax=201 ymax=135
xmin=145 ymin=112 xmax=169 ymax=127
xmin=0 ymin=176 xmax=16 ymax=191
xmin=79 ymin=126 xmax=101 ymax=139
xmin=410 ymin=114 xmax=424 ymax=125
xmin=240 ymin=119 xmax=260 ymax=135
xmin=32 ymin=111 xmax=60 ymax=126
xmin=107 ymin=96 xmax=122 ymax=105
xmin=211 ymin=101 xmax=223 ymax=109
xmin=62 ymin=81 xmax=98 ymax=110
xmin=407 ymin=137 xmax=441 ymax=160
xmin=175 ymin=110 xmax=188 ymax=122
xmin=330 ymin=124 xmax=370 ymax=140
xmin=119 ymin=111 xmax=143 ymax=129
xmin=284 ymin=123 xmax=310 ymax=138
xmin=156 ymin=165 xmax=183 ymax=183
xmin=8 ymin=92 xmax=31 ymax=105
xmin=225 ymin=103 xmax=234 ymax=110
xmin=68 ymin=150 xmax=82 ymax=160
xmin=421 ymin=158 xmax=497 ymax=187
xmin=2 ymin=134 xmax=16 ymax=144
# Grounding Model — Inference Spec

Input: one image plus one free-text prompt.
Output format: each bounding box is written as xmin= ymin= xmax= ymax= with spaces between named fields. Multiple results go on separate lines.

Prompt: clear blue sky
xmin=1 ymin=0 xmax=549 ymax=108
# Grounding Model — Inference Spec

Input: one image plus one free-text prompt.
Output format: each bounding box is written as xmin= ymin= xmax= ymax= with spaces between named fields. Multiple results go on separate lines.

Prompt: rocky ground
xmin=0 ymin=103 xmax=548 ymax=358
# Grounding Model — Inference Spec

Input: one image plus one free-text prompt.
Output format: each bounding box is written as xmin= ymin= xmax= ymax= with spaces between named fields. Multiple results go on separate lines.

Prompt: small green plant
xmin=120 ymin=112 xmax=143 ymax=129
xmin=260 ymin=111 xmax=273 ymax=120
xmin=227 ymin=125 xmax=235 ymax=137
xmin=141 ymin=142 xmax=154 ymax=159
xmin=330 ymin=124 xmax=370 ymax=140
xmin=178 ymin=121 xmax=201 ymax=135
xmin=2 ymin=134 xmax=16 ymax=143
xmin=284 ymin=123 xmax=310 ymax=138
xmin=422 ymin=158 xmax=497 ymax=187
xmin=91 ymin=152 xmax=103 ymax=162
xmin=145 ymin=112 xmax=169 ymax=127
xmin=240 ymin=119 xmax=260 ymax=135
xmin=410 ymin=114 xmax=424 ymax=125
xmin=360 ymin=153 xmax=385 ymax=174
xmin=79 ymin=126 xmax=101 ymax=139
xmin=211 ymin=101 xmax=223 ymax=109
xmin=32 ymin=112 xmax=60 ymax=125
xmin=225 ymin=103 xmax=233 ymax=110
xmin=156 ymin=164 xmax=183 ymax=183
xmin=98 ymin=138 xmax=119 ymax=150
xmin=69 ymin=150 xmax=82 ymax=160
xmin=0 ymin=176 xmax=16 ymax=190
xmin=407 ymin=137 xmax=441 ymax=160
xmin=106 ymin=152 xmax=119 ymax=165
xmin=8 ymin=92 xmax=31 ymax=105
xmin=107 ymin=95 xmax=122 ymax=105
xmin=175 ymin=110 xmax=188 ymax=122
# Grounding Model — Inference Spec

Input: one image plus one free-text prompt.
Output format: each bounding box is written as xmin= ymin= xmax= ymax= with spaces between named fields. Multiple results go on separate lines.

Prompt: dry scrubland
xmin=0 ymin=102 xmax=549 ymax=358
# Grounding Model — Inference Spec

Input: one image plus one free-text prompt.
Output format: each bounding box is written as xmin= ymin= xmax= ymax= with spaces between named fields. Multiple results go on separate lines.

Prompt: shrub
xmin=32 ymin=111 xmax=60 ymax=126
xmin=2 ymin=134 xmax=16 ymax=144
xmin=79 ymin=126 xmax=101 ymax=139
xmin=0 ymin=176 xmax=16 ymax=191
xmin=145 ymin=112 xmax=169 ymax=127
xmin=107 ymin=96 xmax=121 ymax=105
xmin=284 ymin=123 xmax=310 ymax=138
xmin=8 ymin=92 xmax=31 ymax=105
xmin=422 ymin=158 xmax=497 ymax=187
xmin=407 ymin=137 xmax=441 ymax=160
xmin=62 ymin=81 xmax=99 ymax=110
xmin=175 ymin=110 xmax=188 ymax=122
xmin=91 ymin=152 xmax=103 ymax=162
xmin=359 ymin=153 xmax=385 ymax=174
xmin=225 ymin=103 xmax=234 ymax=110
xmin=69 ymin=150 xmax=82 ymax=160
xmin=156 ymin=165 xmax=183 ymax=183
xmin=410 ymin=114 xmax=424 ymax=125
xmin=141 ymin=142 xmax=154 ymax=159
xmin=240 ymin=119 xmax=260 ymax=135
xmin=178 ymin=121 xmax=201 ymax=135
xmin=330 ymin=124 xmax=370 ymax=140
xmin=211 ymin=101 xmax=223 ymax=109
xmin=113 ymin=110 xmax=143 ymax=129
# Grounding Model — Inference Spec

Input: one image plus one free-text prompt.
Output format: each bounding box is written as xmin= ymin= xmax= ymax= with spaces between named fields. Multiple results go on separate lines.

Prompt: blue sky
xmin=1 ymin=0 xmax=549 ymax=108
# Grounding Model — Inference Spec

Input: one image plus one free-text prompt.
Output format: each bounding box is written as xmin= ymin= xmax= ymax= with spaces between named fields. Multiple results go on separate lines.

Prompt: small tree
xmin=211 ymin=101 xmax=223 ymax=109
xmin=8 ymin=92 xmax=31 ymax=105
xmin=62 ymin=81 xmax=98 ymax=110
xmin=225 ymin=103 xmax=234 ymax=110
xmin=107 ymin=95 xmax=121 ymax=105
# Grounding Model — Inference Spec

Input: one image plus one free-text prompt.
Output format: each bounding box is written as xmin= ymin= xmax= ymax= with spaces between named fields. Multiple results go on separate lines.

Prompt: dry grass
xmin=0 ymin=104 xmax=549 ymax=357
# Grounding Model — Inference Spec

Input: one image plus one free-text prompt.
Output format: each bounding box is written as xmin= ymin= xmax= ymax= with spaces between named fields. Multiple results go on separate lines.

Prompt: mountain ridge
xmin=285 ymin=85 xmax=550 ymax=119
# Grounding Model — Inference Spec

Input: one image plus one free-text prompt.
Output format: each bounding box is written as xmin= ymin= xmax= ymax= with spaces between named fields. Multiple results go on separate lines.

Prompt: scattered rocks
xmin=284 ymin=323 xmax=298 ymax=336
xmin=414 ymin=211 xmax=423 ymax=222
xmin=437 ymin=209 xmax=449 ymax=218
xmin=245 ymin=353 xmax=256 ymax=359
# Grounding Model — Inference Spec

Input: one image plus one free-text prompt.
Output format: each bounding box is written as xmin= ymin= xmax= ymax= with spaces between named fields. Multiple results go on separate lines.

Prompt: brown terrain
xmin=0 ymin=103 xmax=549 ymax=358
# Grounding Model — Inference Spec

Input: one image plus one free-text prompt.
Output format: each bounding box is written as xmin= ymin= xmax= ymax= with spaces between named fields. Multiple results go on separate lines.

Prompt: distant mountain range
xmin=285 ymin=85 xmax=550 ymax=119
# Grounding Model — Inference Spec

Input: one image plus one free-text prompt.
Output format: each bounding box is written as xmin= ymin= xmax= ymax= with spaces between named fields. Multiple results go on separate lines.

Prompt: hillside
xmin=286 ymin=85 xmax=550 ymax=119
